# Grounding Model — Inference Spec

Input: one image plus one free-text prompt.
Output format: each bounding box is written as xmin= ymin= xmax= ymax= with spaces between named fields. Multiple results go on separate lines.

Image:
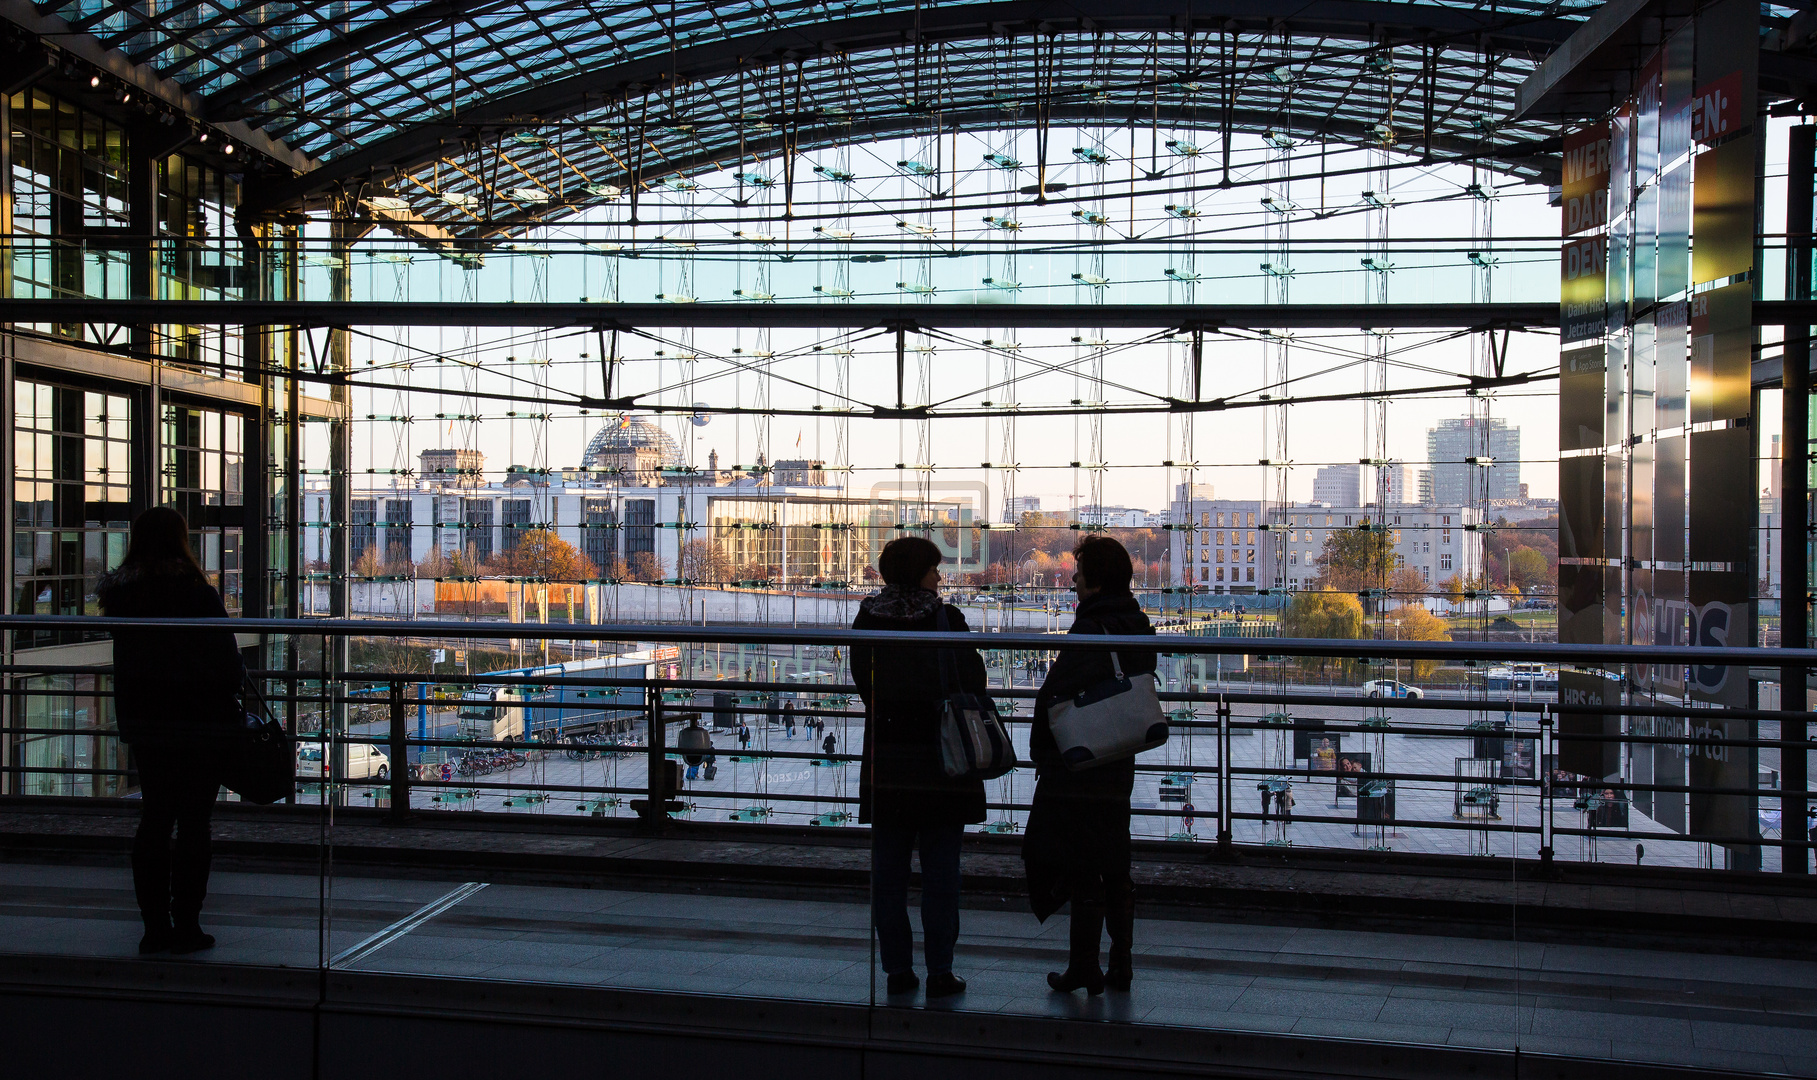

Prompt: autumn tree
xmin=626 ymin=550 xmax=665 ymax=582
xmin=1382 ymin=603 xmax=1451 ymax=679
xmin=491 ymin=529 xmax=599 ymax=581
xmin=679 ymin=538 xmax=732 ymax=584
xmin=353 ymin=544 xmax=385 ymax=578
xmin=1281 ymin=591 xmax=1365 ymax=674
xmin=1314 ymin=522 xmax=1397 ymax=612
xmin=1507 ymin=546 xmax=1549 ymax=594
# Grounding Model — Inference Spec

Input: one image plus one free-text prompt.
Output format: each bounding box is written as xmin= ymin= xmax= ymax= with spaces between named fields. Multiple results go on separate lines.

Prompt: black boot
xmin=1046 ymin=900 xmax=1106 ymax=994
xmin=132 ymin=835 xmax=173 ymax=954
xmin=168 ymin=831 xmax=214 ymax=954
xmin=1104 ymin=879 xmax=1134 ymax=991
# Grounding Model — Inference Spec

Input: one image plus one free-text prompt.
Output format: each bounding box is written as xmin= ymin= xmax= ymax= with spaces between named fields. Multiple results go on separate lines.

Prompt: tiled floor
xmin=3 ymin=860 xmax=1813 ymax=1075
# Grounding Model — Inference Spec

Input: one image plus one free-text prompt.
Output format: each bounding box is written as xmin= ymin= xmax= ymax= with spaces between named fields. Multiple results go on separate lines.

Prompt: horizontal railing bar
xmin=4 ymin=614 xmax=1810 ymax=666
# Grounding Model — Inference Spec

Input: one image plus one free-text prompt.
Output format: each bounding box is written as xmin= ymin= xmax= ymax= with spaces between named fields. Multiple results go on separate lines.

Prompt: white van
xmin=296 ymin=742 xmax=391 ymax=781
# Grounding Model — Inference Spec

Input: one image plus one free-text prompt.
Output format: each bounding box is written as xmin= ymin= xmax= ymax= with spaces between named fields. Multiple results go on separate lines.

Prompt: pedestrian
xmin=1259 ymin=783 xmax=1272 ymax=822
xmin=1280 ymin=787 xmax=1295 ymax=823
xmin=739 ymin=723 xmax=751 ymax=751
xmin=98 ymin=507 xmax=247 ymax=955
xmin=1023 ymin=537 xmax=1157 ymax=994
xmin=1181 ymin=802 xmax=1195 ymax=832
xmin=823 ymin=732 xmax=837 ymax=757
xmin=784 ymin=700 xmax=796 ymax=738
xmin=850 ymin=537 xmax=987 ymax=1000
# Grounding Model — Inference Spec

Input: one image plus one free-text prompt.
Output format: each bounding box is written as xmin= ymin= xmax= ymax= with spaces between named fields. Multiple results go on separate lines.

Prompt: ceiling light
xmin=223 ymin=143 xmax=234 ymax=155
xmin=89 ymin=75 xmax=100 ymax=88
xmin=199 ymin=132 xmax=208 ymax=142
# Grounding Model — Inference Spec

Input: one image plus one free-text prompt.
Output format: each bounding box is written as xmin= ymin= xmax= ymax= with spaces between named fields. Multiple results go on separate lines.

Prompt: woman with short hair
xmin=1024 ymin=536 xmax=1157 ymax=993
xmin=849 ymin=536 xmax=988 ymax=999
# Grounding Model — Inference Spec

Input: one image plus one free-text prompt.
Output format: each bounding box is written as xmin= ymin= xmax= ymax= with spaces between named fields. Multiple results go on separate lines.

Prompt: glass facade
xmin=11 ymin=379 xmax=133 ymax=646
xmin=7 ymin=90 xmax=132 ymax=341
xmin=161 ymin=404 xmax=245 ymax=613
xmin=155 ymin=153 xmax=242 ymax=375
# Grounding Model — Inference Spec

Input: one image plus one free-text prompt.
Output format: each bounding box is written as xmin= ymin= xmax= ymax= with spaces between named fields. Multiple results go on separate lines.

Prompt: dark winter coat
xmin=97 ymin=563 xmax=246 ymax=747
xmin=849 ymin=586 xmax=989 ymax=828
xmin=1022 ymin=590 xmax=1158 ymax=919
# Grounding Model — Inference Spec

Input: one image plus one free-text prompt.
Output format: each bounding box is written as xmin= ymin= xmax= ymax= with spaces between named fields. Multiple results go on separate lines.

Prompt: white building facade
xmin=1270 ymin=504 xmax=1484 ymax=590
xmin=1167 ymin=494 xmax=1275 ymax=592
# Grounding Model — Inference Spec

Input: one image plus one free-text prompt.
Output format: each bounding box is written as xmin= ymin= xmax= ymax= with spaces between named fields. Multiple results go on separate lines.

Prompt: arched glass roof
xmin=39 ymin=0 xmax=1607 ymax=227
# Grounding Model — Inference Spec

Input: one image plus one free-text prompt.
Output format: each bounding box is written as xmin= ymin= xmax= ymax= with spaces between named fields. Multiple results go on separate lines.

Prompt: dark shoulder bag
xmin=933 ymin=607 xmax=1017 ymax=780
xmin=221 ymin=673 xmax=296 ymax=805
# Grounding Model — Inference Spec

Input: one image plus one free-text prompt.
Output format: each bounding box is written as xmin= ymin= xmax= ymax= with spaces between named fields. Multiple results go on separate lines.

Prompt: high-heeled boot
xmin=1104 ymin=879 xmax=1135 ymax=991
xmin=1046 ymin=900 xmax=1106 ymax=994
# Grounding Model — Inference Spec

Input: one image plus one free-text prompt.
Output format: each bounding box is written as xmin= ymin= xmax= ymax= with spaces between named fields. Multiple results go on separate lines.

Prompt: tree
xmin=626 ymin=550 xmax=664 ymax=582
xmin=492 ymin=529 xmax=599 ymax=581
xmin=1382 ymin=603 xmax=1451 ymax=679
xmin=679 ymin=538 xmax=732 ymax=584
xmin=353 ymin=544 xmax=384 ymax=578
xmin=1314 ymin=522 xmax=1396 ymax=611
xmin=1280 ymin=591 xmax=1365 ymax=675
xmin=1507 ymin=546 xmax=1549 ymax=594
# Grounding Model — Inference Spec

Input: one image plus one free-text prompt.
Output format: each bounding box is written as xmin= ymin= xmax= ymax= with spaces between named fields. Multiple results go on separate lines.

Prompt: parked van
xmin=296 ymin=742 xmax=391 ymax=781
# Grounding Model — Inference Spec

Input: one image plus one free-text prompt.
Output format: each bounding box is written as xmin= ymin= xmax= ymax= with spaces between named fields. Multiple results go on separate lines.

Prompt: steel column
xmin=1782 ymin=124 xmax=1812 ymax=874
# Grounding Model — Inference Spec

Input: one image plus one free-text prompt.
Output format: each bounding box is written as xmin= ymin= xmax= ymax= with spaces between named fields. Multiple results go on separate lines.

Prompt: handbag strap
xmin=240 ymin=670 xmax=276 ymax=723
xmin=1078 ymin=615 xmax=1125 ymax=681
xmin=933 ymin=603 xmax=961 ymax=695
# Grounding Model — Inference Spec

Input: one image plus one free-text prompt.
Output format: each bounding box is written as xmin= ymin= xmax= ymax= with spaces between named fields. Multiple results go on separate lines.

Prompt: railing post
xmin=1216 ymin=695 xmax=1233 ymax=853
xmin=1539 ymin=707 xmax=1554 ymax=869
xmin=639 ymin=692 xmax=667 ymax=829
xmin=388 ymin=679 xmax=408 ymax=820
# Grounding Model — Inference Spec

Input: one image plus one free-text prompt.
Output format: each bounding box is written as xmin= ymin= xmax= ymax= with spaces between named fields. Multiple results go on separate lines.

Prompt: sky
xmin=325 ymin=127 xmax=1568 ymax=515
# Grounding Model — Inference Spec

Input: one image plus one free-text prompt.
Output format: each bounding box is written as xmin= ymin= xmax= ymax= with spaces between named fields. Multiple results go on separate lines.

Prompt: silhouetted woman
xmin=98 ymin=506 xmax=246 ymax=955
xmin=1024 ymin=536 xmax=1157 ymax=993
xmin=850 ymin=536 xmax=987 ymax=999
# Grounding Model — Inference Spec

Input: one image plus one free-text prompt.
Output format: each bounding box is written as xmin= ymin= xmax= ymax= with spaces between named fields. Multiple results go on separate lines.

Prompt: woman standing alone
xmin=98 ymin=507 xmax=246 ymax=955
xmin=1023 ymin=536 xmax=1157 ymax=993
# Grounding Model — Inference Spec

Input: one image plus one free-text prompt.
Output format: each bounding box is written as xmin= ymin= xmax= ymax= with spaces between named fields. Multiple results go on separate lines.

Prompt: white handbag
xmin=1046 ymin=650 xmax=1169 ymax=771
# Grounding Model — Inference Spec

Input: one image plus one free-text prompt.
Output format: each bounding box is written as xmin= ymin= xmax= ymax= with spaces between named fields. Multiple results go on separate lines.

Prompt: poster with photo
xmin=1336 ymin=752 xmax=1371 ymax=798
xmin=1503 ymin=737 xmax=1537 ymax=779
xmin=1309 ymin=735 xmax=1342 ymax=774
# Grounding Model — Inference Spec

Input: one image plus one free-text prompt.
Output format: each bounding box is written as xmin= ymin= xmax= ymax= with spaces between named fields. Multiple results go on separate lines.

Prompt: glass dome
xmin=583 ymin=416 xmax=683 ymax=467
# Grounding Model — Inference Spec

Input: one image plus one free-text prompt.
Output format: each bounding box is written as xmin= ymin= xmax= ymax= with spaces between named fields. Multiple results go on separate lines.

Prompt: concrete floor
xmin=3 ymin=860 xmax=1813 ymax=1075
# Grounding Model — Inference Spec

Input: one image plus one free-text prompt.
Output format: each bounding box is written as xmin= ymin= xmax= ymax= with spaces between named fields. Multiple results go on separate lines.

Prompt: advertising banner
xmin=1559 ymin=670 xmax=1621 ymax=779
xmin=1686 ymin=707 xmax=1757 ymax=840
xmin=1561 ymin=234 xmax=1609 ymax=344
xmin=1689 ymin=283 xmax=1751 ymax=422
xmin=1560 ymin=346 xmax=1606 ymax=451
xmin=1692 ymin=137 xmax=1756 ymax=286
xmin=1561 ymin=123 xmax=1612 ymax=236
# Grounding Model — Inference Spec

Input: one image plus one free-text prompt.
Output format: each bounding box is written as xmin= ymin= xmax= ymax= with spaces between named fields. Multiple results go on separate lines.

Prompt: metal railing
xmin=2 ymin=613 xmax=1811 ymax=872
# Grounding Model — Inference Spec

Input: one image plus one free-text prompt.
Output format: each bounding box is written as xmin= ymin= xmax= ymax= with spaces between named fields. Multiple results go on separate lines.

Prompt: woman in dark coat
xmin=98 ymin=507 xmax=246 ymax=955
xmin=849 ymin=536 xmax=988 ymax=999
xmin=1023 ymin=536 xmax=1157 ymax=994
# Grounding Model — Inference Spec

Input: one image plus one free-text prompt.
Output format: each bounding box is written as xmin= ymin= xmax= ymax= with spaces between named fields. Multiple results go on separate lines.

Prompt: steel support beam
xmin=229 ymin=0 xmax=1578 ymax=213
xmin=1782 ymin=123 xmax=1812 ymax=875
xmin=0 ymin=299 xmax=1558 ymax=331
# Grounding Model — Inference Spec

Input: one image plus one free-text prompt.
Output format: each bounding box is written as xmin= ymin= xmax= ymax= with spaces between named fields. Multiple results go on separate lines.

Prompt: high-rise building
xmin=1311 ymin=464 xmax=1361 ymax=506
xmin=1003 ymin=495 xmax=1043 ymax=519
xmin=1376 ymin=462 xmax=1415 ymax=506
xmin=1426 ymin=418 xmax=1521 ymax=505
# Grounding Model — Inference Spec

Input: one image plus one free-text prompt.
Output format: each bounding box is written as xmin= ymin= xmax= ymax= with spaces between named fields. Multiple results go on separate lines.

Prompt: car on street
xmin=1361 ymin=679 xmax=1424 ymax=700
